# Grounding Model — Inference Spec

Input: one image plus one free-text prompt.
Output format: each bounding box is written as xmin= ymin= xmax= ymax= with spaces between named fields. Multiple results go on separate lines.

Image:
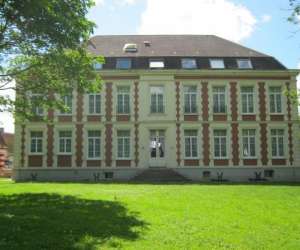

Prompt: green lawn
xmin=0 ymin=179 xmax=300 ymax=250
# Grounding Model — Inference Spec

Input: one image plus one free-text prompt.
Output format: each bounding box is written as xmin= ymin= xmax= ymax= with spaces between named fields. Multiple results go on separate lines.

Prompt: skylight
xmin=149 ymin=59 xmax=164 ymax=69
xmin=210 ymin=59 xmax=225 ymax=69
xmin=123 ymin=43 xmax=138 ymax=53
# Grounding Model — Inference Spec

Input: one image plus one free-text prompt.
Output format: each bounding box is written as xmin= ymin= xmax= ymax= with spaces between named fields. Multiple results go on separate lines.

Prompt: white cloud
xmin=138 ymin=0 xmax=257 ymax=42
xmin=261 ymin=14 xmax=271 ymax=23
xmin=94 ymin=0 xmax=105 ymax=6
xmin=0 ymin=80 xmax=15 ymax=133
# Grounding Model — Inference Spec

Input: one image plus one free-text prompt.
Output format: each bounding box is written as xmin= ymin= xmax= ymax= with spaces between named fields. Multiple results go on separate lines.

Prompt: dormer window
xmin=123 ymin=43 xmax=138 ymax=53
xmin=181 ymin=58 xmax=197 ymax=69
xmin=116 ymin=58 xmax=132 ymax=69
xmin=149 ymin=59 xmax=164 ymax=69
xmin=210 ymin=59 xmax=225 ymax=69
xmin=237 ymin=59 xmax=252 ymax=69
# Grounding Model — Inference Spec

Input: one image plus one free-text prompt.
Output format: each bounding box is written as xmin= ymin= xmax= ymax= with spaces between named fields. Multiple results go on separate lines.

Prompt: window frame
xmin=237 ymin=59 xmax=253 ymax=69
xmin=270 ymin=129 xmax=285 ymax=159
xmin=269 ymin=86 xmax=283 ymax=114
xmin=212 ymin=86 xmax=227 ymax=113
xmin=88 ymin=94 xmax=101 ymax=115
xmin=31 ymin=94 xmax=44 ymax=116
xmin=117 ymin=130 xmax=131 ymax=159
xmin=183 ymin=86 xmax=197 ymax=114
xmin=117 ymin=86 xmax=130 ymax=114
xmin=29 ymin=131 xmax=43 ymax=154
xmin=149 ymin=59 xmax=165 ymax=69
xmin=181 ymin=58 xmax=197 ymax=69
xmin=242 ymin=129 xmax=256 ymax=159
xmin=213 ymin=129 xmax=228 ymax=159
xmin=60 ymin=94 xmax=73 ymax=115
xmin=150 ymin=86 xmax=165 ymax=114
xmin=116 ymin=58 xmax=132 ymax=69
xmin=241 ymin=86 xmax=255 ymax=114
xmin=87 ymin=130 xmax=101 ymax=159
xmin=58 ymin=130 xmax=72 ymax=155
xmin=184 ymin=130 xmax=199 ymax=159
xmin=209 ymin=59 xmax=225 ymax=69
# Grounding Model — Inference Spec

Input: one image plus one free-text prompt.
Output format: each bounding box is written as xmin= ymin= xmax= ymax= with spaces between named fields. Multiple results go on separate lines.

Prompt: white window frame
xmin=210 ymin=59 xmax=225 ymax=69
xmin=212 ymin=86 xmax=226 ymax=113
xmin=184 ymin=130 xmax=199 ymax=159
xmin=117 ymin=130 xmax=131 ymax=159
xmin=237 ymin=59 xmax=252 ymax=69
xmin=213 ymin=129 xmax=227 ymax=159
xmin=58 ymin=130 xmax=72 ymax=155
xmin=88 ymin=94 xmax=101 ymax=114
xmin=150 ymin=86 xmax=165 ymax=113
xmin=60 ymin=94 xmax=73 ymax=115
xmin=271 ymin=129 xmax=285 ymax=159
xmin=269 ymin=86 xmax=283 ymax=114
xmin=30 ymin=131 xmax=43 ymax=154
xmin=117 ymin=86 xmax=130 ymax=114
xmin=87 ymin=130 xmax=101 ymax=159
xmin=241 ymin=86 xmax=255 ymax=114
xmin=181 ymin=58 xmax=197 ymax=69
xmin=184 ymin=86 xmax=197 ymax=114
xmin=242 ymin=129 xmax=256 ymax=159
xmin=116 ymin=58 xmax=132 ymax=69
xmin=149 ymin=59 xmax=165 ymax=69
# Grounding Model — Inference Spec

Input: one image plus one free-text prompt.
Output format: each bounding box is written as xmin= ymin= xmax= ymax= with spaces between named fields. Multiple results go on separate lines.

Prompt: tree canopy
xmin=0 ymin=0 xmax=103 ymax=121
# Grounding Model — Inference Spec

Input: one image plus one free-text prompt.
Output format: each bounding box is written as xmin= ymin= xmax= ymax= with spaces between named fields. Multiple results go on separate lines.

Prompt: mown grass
xmin=0 ymin=179 xmax=300 ymax=249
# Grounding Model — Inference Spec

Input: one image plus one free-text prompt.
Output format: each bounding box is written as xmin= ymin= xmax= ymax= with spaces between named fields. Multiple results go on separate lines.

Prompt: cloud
xmin=94 ymin=0 xmax=104 ymax=6
xmin=138 ymin=0 xmax=257 ymax=42
xmin=0 ymin=80 xmax=15 ymax=133
xmin=261 ymin=14 xmax=271 ymax=23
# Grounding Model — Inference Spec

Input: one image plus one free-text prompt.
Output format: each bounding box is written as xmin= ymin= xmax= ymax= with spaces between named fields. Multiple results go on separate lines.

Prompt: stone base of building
xmin=12 ymin=167 xmax=300 ymax=182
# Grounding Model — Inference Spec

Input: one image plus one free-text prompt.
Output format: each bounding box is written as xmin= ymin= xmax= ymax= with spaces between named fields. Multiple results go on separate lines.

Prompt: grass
xmin=0 ymin=179 xmax=300 ymax=249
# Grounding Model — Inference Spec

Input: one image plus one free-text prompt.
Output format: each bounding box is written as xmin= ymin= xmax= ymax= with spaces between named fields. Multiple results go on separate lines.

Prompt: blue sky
xmin=1 ymin=0 xmax=299 ymax=133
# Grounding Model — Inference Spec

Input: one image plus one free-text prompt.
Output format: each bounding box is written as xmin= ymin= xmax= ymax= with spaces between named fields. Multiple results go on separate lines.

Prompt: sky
xmin=1 ymin=0 xmax=300 ymax=133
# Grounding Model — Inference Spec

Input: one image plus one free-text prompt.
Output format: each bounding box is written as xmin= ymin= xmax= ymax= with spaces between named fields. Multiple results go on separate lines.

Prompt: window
xmin=214 ymin=130 xmax=227 ymax=158
xmin=181 ymin=58 xmax=197 ymax=69
xmin=59 ymin=131 xmax=72 ymax=154
xmin=241 ymin=87 xmax=254 ymax=114
xmin=117 ymin=86 xmax=130 ymax=114
xmin=213 ymin=86 xmax=226 ymax=113
xmin=88 ymin=94 xmax=101 ymax=114
xmin=184 ymin=86 xmax=197 ymax=113
xmin=88 ymin=130 xmax=101 ymax=159
xmin=269 ymin=87 xmax=282 ymax=113
xmin=271 ymin=129 xmax=284 ymax=158
xmin=31 ymin=94 xmax=44 ymax=116
xmin=30 ymin=131 xmax=43 ymax=153
xmin=184 ymin=130 xmax=198 ymax=158
xmin=61 ymin=94 xmax=72 ymax=114
xmin=237 ymin=59 xmax=252 ymax=69
xmin=242 ymin=129 xmax=256 ymax=158
xmin=210 ymin=59 xmax=225 ymax=69
xmin=93 ymin=62 xmax=103 ymax=70
xmin=149 ymin=59 xmax=164 ymax=69
xmin=264 ymin=170 xmax=274 ymax=178
xmin=117 ymin=130 xmax=130 ymax=159
xmin=116 ymin=58 xmax=132 ymax=69
xmin=123 ymin=43 xmax=137 ymax=53
xmin=150 ymin=86 xmax=164 ymax=113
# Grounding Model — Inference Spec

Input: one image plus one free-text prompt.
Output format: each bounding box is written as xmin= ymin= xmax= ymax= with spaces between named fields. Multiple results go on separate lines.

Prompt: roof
xmin=87 ymin=35 xmax=270 ymax=58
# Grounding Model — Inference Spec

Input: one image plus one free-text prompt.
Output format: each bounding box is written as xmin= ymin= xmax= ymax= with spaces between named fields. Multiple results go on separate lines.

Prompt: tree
xmin=0 ymin=0 xmax=103 ymax=121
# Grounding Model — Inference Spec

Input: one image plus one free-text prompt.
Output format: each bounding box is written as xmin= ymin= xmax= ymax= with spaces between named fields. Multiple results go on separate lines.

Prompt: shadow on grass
xmin=0 ymin=193 xmax=147 ymax=250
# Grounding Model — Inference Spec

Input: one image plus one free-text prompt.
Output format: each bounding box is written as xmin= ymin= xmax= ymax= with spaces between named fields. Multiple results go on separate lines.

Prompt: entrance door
xmin=149 ymin=130 xmax=166 ymax=167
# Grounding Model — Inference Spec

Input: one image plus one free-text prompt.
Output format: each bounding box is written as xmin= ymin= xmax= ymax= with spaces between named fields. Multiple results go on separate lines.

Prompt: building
xmin=13 ymin=35 xmax=300 ymax=182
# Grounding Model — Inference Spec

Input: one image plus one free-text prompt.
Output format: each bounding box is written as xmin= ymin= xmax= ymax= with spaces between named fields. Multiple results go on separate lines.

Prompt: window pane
xmin=150 ymin=60 xmax=164 ymax=68
xmin=182 ymin=58 xmax=197 ymax=69
xmin=237 ymin=59 xmax=252 ymax=69
xmin=210 ymin=59 xmax=225 ymax=69
xmin=116 ymin=58 xmax=131 ymax=69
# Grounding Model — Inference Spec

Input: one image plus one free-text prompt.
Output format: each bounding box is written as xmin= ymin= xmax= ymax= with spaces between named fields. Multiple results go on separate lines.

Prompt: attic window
xmin=93 ymin=62 xmax=103 ymax=70
xmin=123 ymin=43 xmax=137 ymax=53
xmin=237 ymin=59 xmax=252 ymax=69
xmin=210 ymin=59 xmax=225 ymax=69
xmin=181 ymin=58 xmax=197 ymax=69
xmin=116 ymin=58 xmax=132 ymax=69
xmin=149 ymin=59 xmax=164 ymax=69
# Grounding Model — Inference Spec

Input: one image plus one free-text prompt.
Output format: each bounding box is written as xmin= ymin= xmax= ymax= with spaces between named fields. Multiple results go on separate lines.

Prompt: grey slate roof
xmin=88 ymin=35 xmax=268 ymax=57
xmin=87 ymin=35 xmax=286 ymax=70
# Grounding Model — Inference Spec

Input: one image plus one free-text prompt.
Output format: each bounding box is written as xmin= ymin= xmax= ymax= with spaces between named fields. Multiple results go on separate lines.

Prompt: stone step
xmin=131 ymin=168 xmax=189 ymax=182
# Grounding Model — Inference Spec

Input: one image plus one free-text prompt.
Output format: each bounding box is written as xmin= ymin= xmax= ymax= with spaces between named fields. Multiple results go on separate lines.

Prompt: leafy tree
xmin=0 ymin=0 xmax=103 ymax=121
